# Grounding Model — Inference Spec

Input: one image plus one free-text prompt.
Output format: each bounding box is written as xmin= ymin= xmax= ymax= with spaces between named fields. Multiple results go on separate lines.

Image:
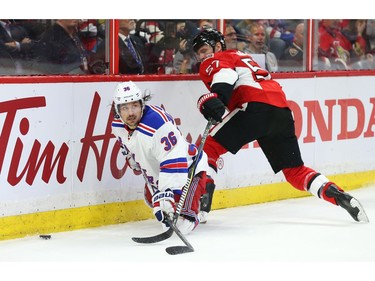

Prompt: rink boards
xmin=1 ymin=77 xmax=375 ymax=240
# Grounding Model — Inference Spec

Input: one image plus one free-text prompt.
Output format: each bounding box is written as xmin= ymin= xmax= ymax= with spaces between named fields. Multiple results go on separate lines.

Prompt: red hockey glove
xmin=152 ymin=188 xmax=176 ymax=226
xmin=197 ymin=93 xmax=225 ymax=123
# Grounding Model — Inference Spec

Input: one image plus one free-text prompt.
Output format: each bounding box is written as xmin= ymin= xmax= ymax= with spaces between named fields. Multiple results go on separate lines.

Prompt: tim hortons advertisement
xmin=0 ymin=77 xmax=374 ymax=216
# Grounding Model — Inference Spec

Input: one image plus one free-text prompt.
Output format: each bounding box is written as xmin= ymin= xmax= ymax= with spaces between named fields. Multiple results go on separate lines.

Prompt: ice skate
xmin=199 ymin=182 xmax=216 ymax=223
xmin=175 ymin=215 xmax=198 ymax=235
xmin=198 ymin=211 xmax=209 ymax=224
xmin=324 ymin=184 xmax=369 ymax=223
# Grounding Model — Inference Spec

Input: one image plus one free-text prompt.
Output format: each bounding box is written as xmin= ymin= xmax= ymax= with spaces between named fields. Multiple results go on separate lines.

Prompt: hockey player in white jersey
xmin=112 ymin=81 xmax=210 ymax=234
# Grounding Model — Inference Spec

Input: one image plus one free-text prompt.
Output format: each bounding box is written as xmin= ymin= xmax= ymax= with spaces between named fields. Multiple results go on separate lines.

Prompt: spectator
xmin=14 ymin=20 xmax=47 ymax=41
xmin=93 ymin=19 xmax=147 ymax=75
xmin=318 ymin=19 xmax=364 ymax=70
xmin=366 ymin=19 xmax=375 ymax=54
xmin=172 ymin=20 xmax=216 ymax=74
xmin=117 ymin=19 xmax=146 ymax=74
xmin=0 ymin=19 xmax=36 ymax=74
xmin=280 ymin=22 xmax=305 ymax=71
xmin=173 ymin=20 xmax=200 ymax=74
xmin=362 ymin=19 xmax=375 ymax=69
xmin=235 ymin=19 xmax=254 ymax=35
xmin=145 ymin=20 xmax=181 ymax=74
xmin=242 ymin=22 xmax=279 ymax=72
xmin=342 ymin=20 xmax=367 ymax=58
xmin=137 ymin=20 xmax=165 ymax=73
xmin=224 ymin=23 xmax=239 ymax=50
xmin=341 ymin=19 xmax=374 ymax=69
xmin=78 ymin=19 xmax=108 ymax=74
xmin=265 ymin=20 xmax=297 ymax=60
xmin=35 ymin=19 xmax=89 ymax=74
xmin=198 ymin=19 xmax=215 ymax=30
xmin=78 ymin=20 xmax=102 ymax=54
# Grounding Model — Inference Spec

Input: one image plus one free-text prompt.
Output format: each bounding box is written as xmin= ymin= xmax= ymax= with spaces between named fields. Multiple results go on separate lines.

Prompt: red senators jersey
xmin=318 ymin=23 xmax=353 ymax=61
xmin=199 ymin=50 xmax=289 ymax=111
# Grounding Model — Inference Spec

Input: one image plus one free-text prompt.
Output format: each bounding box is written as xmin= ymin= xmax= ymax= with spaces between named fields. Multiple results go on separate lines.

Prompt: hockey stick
xmin=164 ymin=215 xmax=194 ymax=255
xmin=173 ymin=118 xmax=213 ymax=223
xmin=115 ymin=142 xmax=173 ymax=244
xmin=128 ymin=154 xmax=174 ymax=243
xmin=131 ymin=227 xmax=173 ymax=244
xmin=163 ymin=119 xmax=213 ymax=255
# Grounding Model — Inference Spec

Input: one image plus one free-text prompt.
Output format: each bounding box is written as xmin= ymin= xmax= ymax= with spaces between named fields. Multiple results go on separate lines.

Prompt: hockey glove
xmin=197 ymin=93 xmax=225 ymax=123
xmin=152 ymin=188 xmax=176 ymax=226
xmin=126 ymin=155 xmax=142 ymax=175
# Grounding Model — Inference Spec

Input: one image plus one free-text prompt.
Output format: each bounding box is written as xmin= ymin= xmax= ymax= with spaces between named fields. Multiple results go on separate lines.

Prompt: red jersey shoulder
xmin=214 ymin=50 xmax=244 ymax=61
xmin=200 ymin=50 xmax=238 ymax=73
xmin=200 ymin=50 xmax=254 ymax=75
xmin=210 ymin=50 xmax=253 ymax=66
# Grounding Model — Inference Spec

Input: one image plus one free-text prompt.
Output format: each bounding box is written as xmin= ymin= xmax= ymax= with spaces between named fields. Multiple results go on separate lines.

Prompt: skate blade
xmin=350 ymin=199 xmax=370 ymax=223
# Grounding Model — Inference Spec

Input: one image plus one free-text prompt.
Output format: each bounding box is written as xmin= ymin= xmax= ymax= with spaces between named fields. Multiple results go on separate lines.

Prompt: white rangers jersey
xmin=112 ymin=104 xmax=208 ymax=194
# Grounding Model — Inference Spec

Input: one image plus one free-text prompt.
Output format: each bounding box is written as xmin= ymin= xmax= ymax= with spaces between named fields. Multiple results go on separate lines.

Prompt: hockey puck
xmin=39 ymin=235 xmax=51 ymax=240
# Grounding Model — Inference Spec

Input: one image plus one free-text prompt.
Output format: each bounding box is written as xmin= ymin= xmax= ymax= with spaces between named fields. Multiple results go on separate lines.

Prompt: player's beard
xmin=126 ymin=114 xmax=140 ymax=129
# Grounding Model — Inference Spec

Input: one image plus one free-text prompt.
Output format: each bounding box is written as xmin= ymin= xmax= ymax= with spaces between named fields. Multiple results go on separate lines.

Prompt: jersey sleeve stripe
xmin=136 ymin=123 xmax=157 ymax=137
xmin=112 ymin=120 xmax=125 ymax=128
xmin=160 ymin=158 xmax=189 ymax=173
xmin=160 ymin=158 xmax=188 ymax=166
xmin=161 ymin=163 xmax=189 ymax=169
xmin=136 ymin=127 xmax=153 ymax=137
xmin=160 ymin=168 xmax=189 ymax=173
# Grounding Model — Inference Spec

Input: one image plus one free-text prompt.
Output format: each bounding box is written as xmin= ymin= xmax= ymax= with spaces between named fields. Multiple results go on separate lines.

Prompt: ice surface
xmin=1 ymin=185 xmax=374 ymax=280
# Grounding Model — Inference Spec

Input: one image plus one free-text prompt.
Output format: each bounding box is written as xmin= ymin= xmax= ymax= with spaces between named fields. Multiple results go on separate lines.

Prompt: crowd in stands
xmin=318 ymin=19 xmax=374 ymax=70
xmin=1 ymin=19 xmax=375 ymax=76
xmin=0 ymin=19 xmax=106 ymax=75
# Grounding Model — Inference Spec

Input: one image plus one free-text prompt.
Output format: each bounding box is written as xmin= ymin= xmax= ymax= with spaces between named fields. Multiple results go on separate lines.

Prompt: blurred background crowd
xmin=1 ymin=19 xmax=374 ymax=75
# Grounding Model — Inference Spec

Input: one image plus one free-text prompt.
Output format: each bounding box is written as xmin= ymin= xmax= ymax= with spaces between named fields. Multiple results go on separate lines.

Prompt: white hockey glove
xmin=152 ymin=188 xmax=176 ymax=226
xmin=125 ymin=155 xmax=142 ymax=176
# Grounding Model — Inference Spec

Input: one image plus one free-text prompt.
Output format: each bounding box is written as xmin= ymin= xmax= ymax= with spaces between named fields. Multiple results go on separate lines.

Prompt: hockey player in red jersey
xmin=192 ymin=28 xmax=369 ymax=223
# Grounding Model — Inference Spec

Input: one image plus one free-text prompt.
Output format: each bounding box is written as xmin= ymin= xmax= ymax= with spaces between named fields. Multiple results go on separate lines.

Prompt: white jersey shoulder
xmin=111 ymin=105 xmax=208 ymax=193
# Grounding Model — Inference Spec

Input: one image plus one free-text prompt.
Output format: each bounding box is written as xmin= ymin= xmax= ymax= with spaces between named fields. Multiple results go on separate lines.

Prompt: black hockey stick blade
xmin=164 ymin=216 xmax=194 ymax=255
xmin=132 ymin=227 xmax=173 ymax=244
xmin=166 ymin=245 xmax=194 ymax=255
